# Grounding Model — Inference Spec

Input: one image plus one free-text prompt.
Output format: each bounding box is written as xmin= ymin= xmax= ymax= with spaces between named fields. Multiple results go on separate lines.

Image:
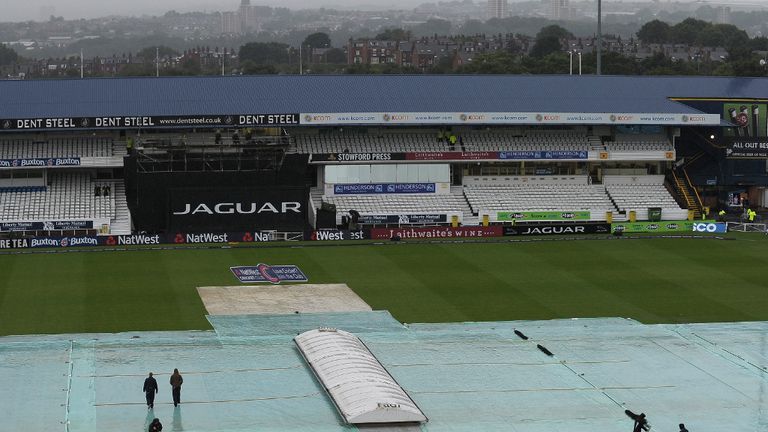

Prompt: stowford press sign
xmin=230 ymin=264 xmax=308 ymax=284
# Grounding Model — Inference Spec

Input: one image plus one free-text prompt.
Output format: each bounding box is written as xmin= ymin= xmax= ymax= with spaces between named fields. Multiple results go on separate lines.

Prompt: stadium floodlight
xmin=597 ymin=0 xmax=602 ymax=75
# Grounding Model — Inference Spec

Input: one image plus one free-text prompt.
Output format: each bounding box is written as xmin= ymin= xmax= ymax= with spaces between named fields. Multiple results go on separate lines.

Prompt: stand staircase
xmin=671 ymin=169 xmax=702 ymax=219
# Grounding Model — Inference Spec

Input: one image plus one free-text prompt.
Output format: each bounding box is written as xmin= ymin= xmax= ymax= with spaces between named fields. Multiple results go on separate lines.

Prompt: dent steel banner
xmin=0 ymin=114 xmax=299 ymax=131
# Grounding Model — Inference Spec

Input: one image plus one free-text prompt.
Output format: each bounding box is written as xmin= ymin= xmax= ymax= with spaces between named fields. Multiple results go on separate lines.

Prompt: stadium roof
xmin=0 ymin=75 xmax=766 ymax=129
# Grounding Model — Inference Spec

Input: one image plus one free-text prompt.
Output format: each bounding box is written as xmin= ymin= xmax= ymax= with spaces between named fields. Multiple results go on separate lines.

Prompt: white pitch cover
xmin=294 ymin=328 xmax=428 ymax=424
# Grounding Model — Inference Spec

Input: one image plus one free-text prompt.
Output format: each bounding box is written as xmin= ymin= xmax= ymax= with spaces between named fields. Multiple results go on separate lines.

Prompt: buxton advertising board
xmin=168 ymin=187 xmax=306 ymax=232
xmin=0 ymin=157 xmax=81 ymax=168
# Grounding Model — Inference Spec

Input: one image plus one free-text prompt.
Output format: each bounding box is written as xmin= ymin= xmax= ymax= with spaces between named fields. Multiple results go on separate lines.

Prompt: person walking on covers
xmin=170 ymin=368 xmax=184 ymax=407
xmin=143 ymin=372 xmax=159 ymax=409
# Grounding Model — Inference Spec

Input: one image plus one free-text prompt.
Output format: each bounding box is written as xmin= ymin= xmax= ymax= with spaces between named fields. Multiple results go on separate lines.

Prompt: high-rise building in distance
xmin=550 ymin=0 xmax=571 ymax=20
xmin=487 ymin=0 xmax=509 ymax=19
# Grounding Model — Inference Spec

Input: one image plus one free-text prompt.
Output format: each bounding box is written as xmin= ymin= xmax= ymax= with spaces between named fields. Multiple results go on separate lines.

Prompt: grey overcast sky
xmin=2 ymin=0 xmax=419 ymax=22
xmin=2 ymin=0 xmax=748 ymax=22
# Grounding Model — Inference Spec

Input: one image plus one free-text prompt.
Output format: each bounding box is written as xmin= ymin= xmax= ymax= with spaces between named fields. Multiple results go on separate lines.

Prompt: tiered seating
xmin=461 ymin=130 xmax=591 ymax=152
xmin=0 ymin=172 xmax=114 ymax=221
xmin=295 ymin=133 xmax=450 ymax=154
xmin=604 ymin=177 xmax=682 ymax=212
xmin=0 ymin=136 xmax=115 ymax=159
xmin=323 ymin=193 xmax=468 ymax=215
xmin=294 ymin=130 xmax=594 ymax=154
xmin=604 ymin=134 xmax=671 ymax=151
xmin=464 ymin=182 xmax=615 ymax=215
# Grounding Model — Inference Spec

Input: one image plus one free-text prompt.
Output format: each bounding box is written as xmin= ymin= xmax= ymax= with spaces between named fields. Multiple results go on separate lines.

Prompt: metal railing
xmin=726 ymin=222 xmax=767 ymax=233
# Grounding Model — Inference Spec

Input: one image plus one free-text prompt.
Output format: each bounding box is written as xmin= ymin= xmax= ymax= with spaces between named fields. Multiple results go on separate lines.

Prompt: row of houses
xmin=347 ymin=35 xmax=731 ymax=70
xmin=1 ymin=48 xmax=239 ymax=79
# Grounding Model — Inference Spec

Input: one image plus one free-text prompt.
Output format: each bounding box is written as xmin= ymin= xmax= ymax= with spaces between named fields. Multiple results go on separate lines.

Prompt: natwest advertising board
xmin=167 ymin=231 xmax=275 ymax=244
xmin=370 ymin=226 xmax=503 ymax=240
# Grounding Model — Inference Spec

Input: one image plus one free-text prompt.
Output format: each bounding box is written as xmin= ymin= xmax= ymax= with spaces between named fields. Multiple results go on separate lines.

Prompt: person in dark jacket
xmin=170 ymin=368 xmax=183 ymax=407
xmin=148 ymin=417 xmax=163 ymax=432
xmin=143 ymin=372 xmax=158 ymax=409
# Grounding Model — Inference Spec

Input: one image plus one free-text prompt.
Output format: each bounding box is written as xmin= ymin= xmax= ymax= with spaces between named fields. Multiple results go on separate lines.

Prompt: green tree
xmin=530 ymin=25 xmax=571 ymax=58
xmin=0 ymin=44 xmax=19 ymax=66
xmin=240 ymin=61 xmax=278 ymax=75
xmin=136 ymin=46 xmax=178 ymax=61
xmin=636 ymin=20 xmax=671 ymax=44
xmin=537 ymin=24 xmax=572 ymax=41
xmin=302 ymin=32 xmax=332 ymax=49
xmin=375 ymin=28 xmax=411 ymax=41
xmin=459 ymin=52 xmax=528 ymax=74
xmin=671 ymin=18 xmax=708 ymax=45
xmin=239 ymin=42 xmax=290 ymax=65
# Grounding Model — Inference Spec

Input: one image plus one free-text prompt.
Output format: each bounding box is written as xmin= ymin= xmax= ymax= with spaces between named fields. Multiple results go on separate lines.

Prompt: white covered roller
xmin=294 ymin=328 xmax=428 ymax=425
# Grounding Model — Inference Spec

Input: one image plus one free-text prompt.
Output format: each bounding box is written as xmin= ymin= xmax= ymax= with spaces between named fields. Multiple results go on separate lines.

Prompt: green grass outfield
xmin=1 ymin=233 xmax=767 ymax=335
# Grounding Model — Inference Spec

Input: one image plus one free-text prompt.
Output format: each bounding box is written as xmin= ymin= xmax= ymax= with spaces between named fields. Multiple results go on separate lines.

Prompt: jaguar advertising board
xmin=503 ymin=223 xmax=611 ymax=236
xmin=168 ymin=187 xmax=307 ymax=232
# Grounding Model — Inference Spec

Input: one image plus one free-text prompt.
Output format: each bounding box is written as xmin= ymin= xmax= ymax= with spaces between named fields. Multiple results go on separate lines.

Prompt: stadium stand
xmin=604 ymin=175 xmax=687 ymax=220
xmin=602 ymin=134 xmax=674 ymax=161
xmin=0 ymin=136 xmax=115 ymax=159
xmin=321 ymin=188 xmax=471 ymax=224
xmin=460 ymin=129 xmax=596 ymax=152
xmin=0 ymin=172 xmax=114 ymax=222
xmin=463 ymin=176 xmax=616 ymax=221
xmin=294 ymin=129 xmax=598 ymax=154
